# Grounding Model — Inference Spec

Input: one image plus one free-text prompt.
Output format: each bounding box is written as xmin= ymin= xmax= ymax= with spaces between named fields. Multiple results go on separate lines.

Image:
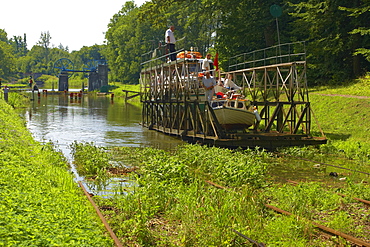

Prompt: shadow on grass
xmin=324 ymin=133 xmax=351 ymax=141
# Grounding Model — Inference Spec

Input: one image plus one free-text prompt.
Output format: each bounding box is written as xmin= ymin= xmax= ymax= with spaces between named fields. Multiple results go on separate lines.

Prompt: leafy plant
xmin=0 ymin=99 xmax=114 ymax=246
xmin=70 ymin=141 xmax=111 ymax=178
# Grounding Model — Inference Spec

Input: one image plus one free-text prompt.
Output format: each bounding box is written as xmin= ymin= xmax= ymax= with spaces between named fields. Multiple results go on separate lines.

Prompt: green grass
xmin=0 ymin=99 xmax=114 ymax=246
xmin=73 ymin=143 xmax=370 ymax=246
xmin=308 ymin=72 xmax=370 ymax=159
xmin=311 ymin=73 xmax=370 ymax=97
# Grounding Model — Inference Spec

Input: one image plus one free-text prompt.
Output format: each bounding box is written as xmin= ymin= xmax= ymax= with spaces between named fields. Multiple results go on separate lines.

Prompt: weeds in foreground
xmin=72 ymin=143 xmax=370 ymax=246
xmin=0 ymin=100 xmax=113 ymax=246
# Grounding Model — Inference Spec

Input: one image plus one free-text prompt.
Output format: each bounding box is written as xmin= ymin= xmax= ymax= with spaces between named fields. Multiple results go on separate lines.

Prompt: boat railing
xmin=140 ymin=37 xmax=189 ymax=67
xmin=228 ymin=41 xmax=306 ymax=71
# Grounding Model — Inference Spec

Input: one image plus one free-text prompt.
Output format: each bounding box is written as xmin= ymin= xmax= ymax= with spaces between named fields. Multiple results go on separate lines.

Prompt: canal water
xmin=24 ymin=93 xmax=183 ymax=186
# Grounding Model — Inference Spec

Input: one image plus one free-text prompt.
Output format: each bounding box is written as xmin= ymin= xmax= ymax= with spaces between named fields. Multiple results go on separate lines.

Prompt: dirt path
xmin=312 ymin=93 xmax=370 ymax=99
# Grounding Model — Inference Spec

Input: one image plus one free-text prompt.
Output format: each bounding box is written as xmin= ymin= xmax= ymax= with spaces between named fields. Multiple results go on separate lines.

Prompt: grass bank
xmin=0 ymin=95 xmax=114 ymax=246
xmin=309 ymin=72 xmax=370 ymax=158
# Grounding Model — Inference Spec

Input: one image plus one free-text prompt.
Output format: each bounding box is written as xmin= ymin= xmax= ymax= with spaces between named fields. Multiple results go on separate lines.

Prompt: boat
xmin=211 ymin=91 xmax=257 ymax=130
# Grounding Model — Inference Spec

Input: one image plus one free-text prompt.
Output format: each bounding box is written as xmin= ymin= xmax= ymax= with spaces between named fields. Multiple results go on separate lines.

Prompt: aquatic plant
xmin=70 ymin=141 xmax=112 ymax=178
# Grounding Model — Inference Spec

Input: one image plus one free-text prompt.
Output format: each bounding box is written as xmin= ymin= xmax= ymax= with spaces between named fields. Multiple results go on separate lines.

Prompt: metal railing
xmin=140 ymin=37 xmax=188 ymax=66
xmin=228 ymin=41 xmax=306 ymax=71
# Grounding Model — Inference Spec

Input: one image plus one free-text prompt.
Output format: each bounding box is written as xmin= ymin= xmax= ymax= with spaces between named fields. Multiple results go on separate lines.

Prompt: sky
xmin=1 ymin=0 xmax=147 ymax=51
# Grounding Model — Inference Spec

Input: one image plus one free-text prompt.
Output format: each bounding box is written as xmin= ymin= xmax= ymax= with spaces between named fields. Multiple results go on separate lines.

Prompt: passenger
xmin=202 ymin=71 xmax=217 ymax=102
xmin=165 ymin=25 xmax=177 ymax=61
xmin=214 ymin=77 xmax=226 ymax=94
xmin=202 ymin=53 xmax=214 ymax=75
xmin=224 ymin=74 xmax=242 ymax=91
xmin=29 ymin=76 xmax=33 ymax=88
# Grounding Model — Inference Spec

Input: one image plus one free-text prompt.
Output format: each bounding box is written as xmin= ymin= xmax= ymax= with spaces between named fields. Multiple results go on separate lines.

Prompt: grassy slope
xmin=0 ymin=97 xmax=114 ymax=246
xmin=309 ymin=73 xmax=370 ymax=151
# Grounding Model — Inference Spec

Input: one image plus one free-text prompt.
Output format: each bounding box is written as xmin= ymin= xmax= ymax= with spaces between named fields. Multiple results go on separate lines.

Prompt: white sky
xmin=1 ymin=0 xmax=147 ymax=51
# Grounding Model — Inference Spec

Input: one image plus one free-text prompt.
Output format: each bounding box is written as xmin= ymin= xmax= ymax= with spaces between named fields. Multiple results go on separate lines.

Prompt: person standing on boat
xmin=165 ymin=25 xmax=176 ymax=61
xmin=224 ymin=74 xmax=242 ymax=91
xmin=202 ymin=71 xmax=217 ymax=102
xmin=202 ymin=53 xmax=214 ymax=75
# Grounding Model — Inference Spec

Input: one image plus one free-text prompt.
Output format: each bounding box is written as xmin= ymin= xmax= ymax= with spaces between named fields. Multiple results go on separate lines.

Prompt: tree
xmin=288 ymin=0 xmax=370 ymax=83
xmin=340 ymin=1 xmax=370 ymax=73
xmin=0 ymin=29 xmax=9 ymax=43
xmin=10 ymin=34 xmax=28 ymax=57
xmin=37 ymin=31 xmax=52 ymax=65
xmin=0 ymin=30 xmax=16 ymax=80
xmin=105 ymin=1 xmax=163 ymax=83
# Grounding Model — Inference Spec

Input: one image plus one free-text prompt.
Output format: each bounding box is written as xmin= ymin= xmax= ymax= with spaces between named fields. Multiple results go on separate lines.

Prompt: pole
xmin=276 ymin=17 xmax=282 ymax=62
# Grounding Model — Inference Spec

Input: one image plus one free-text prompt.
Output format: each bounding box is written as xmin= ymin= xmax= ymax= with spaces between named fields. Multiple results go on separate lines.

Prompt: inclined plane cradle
xmin=139 ymin=42 xmax=327 ymax=150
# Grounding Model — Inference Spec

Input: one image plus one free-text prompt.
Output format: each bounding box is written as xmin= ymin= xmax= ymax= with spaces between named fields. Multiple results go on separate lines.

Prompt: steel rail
xmin=286 ymin=179 xmax=370 ymax=206
xmin=229 ymin=228 xmax=265 ymax=247
xmin=265 ymin=204 xmax=370 ymax=247
xmin=337 ymin=193 xmax=370 ymax=206
xmin=78 ymin=181 xmax=123 ymax=247
xmin=205 ymin=179 xmax=370 ymax=246
xmin=205 ymin=180 xmax=232 ymax=192
xmin=278 ymin=153 xmax=370 ymax=176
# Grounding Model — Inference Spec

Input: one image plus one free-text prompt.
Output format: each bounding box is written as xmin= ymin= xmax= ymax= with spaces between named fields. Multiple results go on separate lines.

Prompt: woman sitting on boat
xmin=224 ymin=74 xmax=242 ymax=91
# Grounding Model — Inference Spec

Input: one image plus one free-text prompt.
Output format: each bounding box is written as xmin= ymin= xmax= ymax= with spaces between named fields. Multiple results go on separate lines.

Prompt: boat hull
xmin=214 ymin=107 xmax=255 ymax=130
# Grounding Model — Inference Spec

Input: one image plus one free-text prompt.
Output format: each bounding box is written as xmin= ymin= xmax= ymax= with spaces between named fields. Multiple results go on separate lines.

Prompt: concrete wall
xmin=88 ymin=64 xmax=108 ymax=91
xmin=58 ymin=72 xmax=69 ymax=91
xmin=98 ymin=64 xmax=108 ymax=88
xmin=88 ymin=71 xmax=99 ymax=92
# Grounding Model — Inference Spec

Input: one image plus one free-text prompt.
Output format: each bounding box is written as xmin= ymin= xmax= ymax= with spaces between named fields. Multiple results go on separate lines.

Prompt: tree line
xmin=1 ymin=0 xmax=369 ymax=85
xmin=0 ymin=30 xmax=106 ymax=83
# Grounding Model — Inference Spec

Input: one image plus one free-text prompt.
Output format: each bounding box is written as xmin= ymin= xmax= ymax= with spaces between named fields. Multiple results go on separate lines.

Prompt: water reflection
xmin=25 ymin=94 xmax=183 ymax=155
xmin=24 ymin=94 xmax=183 ymax=190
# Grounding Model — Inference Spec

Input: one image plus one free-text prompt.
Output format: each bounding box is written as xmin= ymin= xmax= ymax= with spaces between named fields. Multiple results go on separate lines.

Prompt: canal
xmin=24 ymin=93 xmax=183 ymax=183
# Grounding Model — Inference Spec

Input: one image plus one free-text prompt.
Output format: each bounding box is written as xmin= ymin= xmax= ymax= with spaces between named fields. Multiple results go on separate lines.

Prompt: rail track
xmin=78 ymin=149 xmax=369 ymax=246
xmin=205 ymin=177 xmax=370 ymax=246
xmin=78 ymin=182 xmax=123 ymax=247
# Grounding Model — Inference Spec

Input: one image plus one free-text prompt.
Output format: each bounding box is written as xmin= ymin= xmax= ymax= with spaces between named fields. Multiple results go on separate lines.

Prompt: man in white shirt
xmin=165 ymin=26 xmax=176 ymax=61
xmin=202 ymin=72 xmax=217 ymax=102
xmin=202 ymin=53 xmax=214 ymax=75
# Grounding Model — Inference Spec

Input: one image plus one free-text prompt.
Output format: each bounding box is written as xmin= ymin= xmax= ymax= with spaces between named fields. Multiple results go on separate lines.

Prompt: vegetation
xmin=72 ymin=142 xmax=369 ymax=246
xmin=309 ymin=72 xmax=370 ymax=159
xmin=0 ymin=97 xmax=114 ymax=246
xmin=65 ymin=74 xmax=370 ymax=246
xmin=0 ymin=67 xmax=369 ymax=246
xmin=1 ymin=0 xmax=370 ymax=245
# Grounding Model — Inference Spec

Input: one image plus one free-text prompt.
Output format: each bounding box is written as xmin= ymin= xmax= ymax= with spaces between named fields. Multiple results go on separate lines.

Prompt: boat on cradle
xmin=211 ymin=92 xmax=258 ymax=130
